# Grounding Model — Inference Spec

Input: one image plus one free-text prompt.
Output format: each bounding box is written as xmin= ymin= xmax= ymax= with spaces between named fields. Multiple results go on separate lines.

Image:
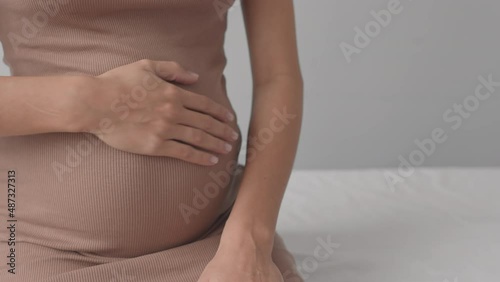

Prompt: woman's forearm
xmin=222 ymin=76 xmax=303 ymax=253
xmin=0 ymin=76 xmax=93 ymax=137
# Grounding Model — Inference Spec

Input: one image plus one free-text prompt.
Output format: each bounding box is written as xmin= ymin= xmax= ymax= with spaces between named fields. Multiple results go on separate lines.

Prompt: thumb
xmin=152 ymin=60 xmax=199 ymax=85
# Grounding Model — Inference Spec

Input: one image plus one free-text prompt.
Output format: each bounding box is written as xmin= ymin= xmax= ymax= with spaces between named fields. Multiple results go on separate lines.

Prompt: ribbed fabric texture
xmin=0 ymin=1 xmax=302 ymax=281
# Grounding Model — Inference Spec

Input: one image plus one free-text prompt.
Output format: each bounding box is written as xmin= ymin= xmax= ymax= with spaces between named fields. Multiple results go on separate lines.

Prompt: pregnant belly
xmin=0 ymin=130 xmax=242 ymax=258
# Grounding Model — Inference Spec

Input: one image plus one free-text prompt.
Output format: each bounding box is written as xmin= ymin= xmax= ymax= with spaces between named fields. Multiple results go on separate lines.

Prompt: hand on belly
xmin=81 ymin=59 xmax=240 ymax=166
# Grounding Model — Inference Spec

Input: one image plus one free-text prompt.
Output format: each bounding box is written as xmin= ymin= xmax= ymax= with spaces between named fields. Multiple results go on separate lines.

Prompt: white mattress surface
xmin=277 ymin=168 xmax=500 ymax=282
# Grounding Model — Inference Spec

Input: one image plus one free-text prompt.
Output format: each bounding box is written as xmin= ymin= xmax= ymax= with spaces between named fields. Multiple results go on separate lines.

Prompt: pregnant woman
xmin=0 ymin=0 xmax=303 ymax=281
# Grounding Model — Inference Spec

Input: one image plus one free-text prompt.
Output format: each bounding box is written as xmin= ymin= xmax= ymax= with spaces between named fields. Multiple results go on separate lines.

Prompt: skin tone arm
xmin=0 ymin=76 xmax=91 ymax=137
xmin=0 ymin=61 xmax=239 ymax=166
xmin=198 ymin=0 xmax=303 ymax=281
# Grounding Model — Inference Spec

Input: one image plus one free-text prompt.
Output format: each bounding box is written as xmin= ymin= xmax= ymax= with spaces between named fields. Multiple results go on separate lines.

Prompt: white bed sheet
xmin=276 ymin=168 xmax=500 ymax=282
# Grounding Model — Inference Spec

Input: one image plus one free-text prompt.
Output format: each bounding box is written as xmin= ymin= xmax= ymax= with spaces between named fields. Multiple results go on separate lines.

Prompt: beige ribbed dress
xmin=0 ymin=1 xmax=302 ymax=281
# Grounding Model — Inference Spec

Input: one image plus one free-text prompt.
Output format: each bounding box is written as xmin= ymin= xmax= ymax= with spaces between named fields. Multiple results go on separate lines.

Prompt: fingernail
xmin=210 ymin=156 xmax=219 ymax=164
xmin=188 ymin=71 xmax=199 ymax=78
xmin=226 ymin=112 xmax=235 ymax=121
xmin=224 ymin=143 xmax=232 ymax=152
xmin=231 ymin=131 xmax=239 ymax=141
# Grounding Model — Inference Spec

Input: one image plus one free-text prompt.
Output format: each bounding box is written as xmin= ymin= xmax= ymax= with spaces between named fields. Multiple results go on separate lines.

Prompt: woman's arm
xmin=0 ymin=76 xmax=93 ymax=137
xmin=198 ymin=0 xmax=303 ymax=280
xmin=223 ymin=0 xmax=303 ymax=250
xmin=0 ymin=61 xmax=237 ymax=166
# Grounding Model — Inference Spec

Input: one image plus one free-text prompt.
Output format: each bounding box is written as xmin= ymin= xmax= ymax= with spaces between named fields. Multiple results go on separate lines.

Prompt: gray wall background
xmin=2 ymin=0 xmax=499 ymax=169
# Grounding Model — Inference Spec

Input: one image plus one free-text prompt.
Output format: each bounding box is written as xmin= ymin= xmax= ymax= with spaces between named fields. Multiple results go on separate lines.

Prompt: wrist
xmin=220 ymin=218 xmax=276 ymax=255
xmin=68 ymin=75 xmax=106 ymax=134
